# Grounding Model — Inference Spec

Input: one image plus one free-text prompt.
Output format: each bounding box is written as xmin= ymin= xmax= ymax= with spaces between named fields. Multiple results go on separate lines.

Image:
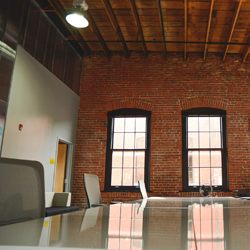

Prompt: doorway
xmin=54 ymin=139 xmax=72 ymax=192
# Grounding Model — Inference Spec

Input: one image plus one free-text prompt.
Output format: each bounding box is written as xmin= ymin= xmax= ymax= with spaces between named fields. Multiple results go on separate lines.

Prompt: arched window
xmin=105 ymin=108 xmax=151 ymax=192
xmin=182 ymin=108 xmax=229 ymax=192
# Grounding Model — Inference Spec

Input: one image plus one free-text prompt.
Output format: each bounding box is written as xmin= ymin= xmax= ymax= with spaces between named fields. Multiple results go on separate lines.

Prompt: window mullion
xmin=209 ymin=116 xmax=211 ymax=187
xmin=122 ymin=118 xmax=126 ymax=186
xmin=198 ymin=116 xmax=201 ymax=186
xmin=133 ymin=118 xmax=136 ymax=186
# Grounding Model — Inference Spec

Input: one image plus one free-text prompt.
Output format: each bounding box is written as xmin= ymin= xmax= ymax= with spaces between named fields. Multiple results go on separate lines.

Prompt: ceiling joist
xmin=157 ymin=0 xmax=166 ymax=59
xmin=128 ymin=0 xmax=147 ymax=57
xmin=223 ymin=0 xmax=243 ymax=61
xmin=84 ymin=10 xmax=111 ymax=58
xmin=203 ymin=0 xmax=215 ymax=61
xmin=101 ymin=0 xmax=130 ymax=58
xmin=184 ymin=0 xmax=188 ymax=60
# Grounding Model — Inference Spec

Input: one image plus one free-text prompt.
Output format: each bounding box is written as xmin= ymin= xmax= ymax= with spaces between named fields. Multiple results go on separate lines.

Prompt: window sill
xmin=102 ymin=189 xmax=140 ymax=193
xmin=179 ymin=190 xmax=232 ymax=193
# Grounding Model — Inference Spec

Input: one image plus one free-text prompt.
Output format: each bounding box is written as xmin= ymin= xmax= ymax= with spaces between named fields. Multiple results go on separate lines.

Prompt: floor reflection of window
xmin=188 ymin=204 xmax=224 ymax=250
xmin=108 ymin=204 xmax=143 ymax=250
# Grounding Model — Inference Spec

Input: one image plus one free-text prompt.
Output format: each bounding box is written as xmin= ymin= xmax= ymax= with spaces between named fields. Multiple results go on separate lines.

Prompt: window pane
xmin=200 ymin=151 xmax=210 ymax=167
xmin=199 ymin=117 xmax=209 ymax=131
xmin=188 ymin=132 xmax=198 ymax=148
xmin=136 ymin=118 xmax=146 ymax=132
xmin=135 ymin=151 xmax=145 ymax=168
xmin=210 ymin=132 xmax=221 ymax=148
xmin=211 ymin=151 xmax=221 ymax=167
xmin=212 ymin=168 xmax=222 ymax=186
xmin=134 ymin=168 xmax=144 ymax=185
xmin=188 ymin=151 xmax=199 ymax=167
xmin=199 ymin=132 xmax=209 ymax=148
xmin=123 ymin=168 xmax=133 ymax=185
xmin=113 ymin=133 xmax=124 ymax=149
xmin=188 ymin=117 xmax=198 ymax=131
xmin=124 ymin=133 xmax=135 ymax=149
xmin=114 ymin=118 xmax=124 ymax=132
xmin=135 ymin=133 xmax=145 ymax=149
xmin=125 ymin=118 xmax=135 ymax=132
xmin=112 ymin=151 xmax=122 ymax=168
xmin=200 ymin=168 xmax=211 ymax=185
xmin=188 ymin=168 xmax=199 ymax=186
xmin=111 ymin=168 xmax=122 ymax=186
xmin=124 ymin=151 xmax=133 ymax=168
xmin=210 ymin=117 xmax=220 ymax=131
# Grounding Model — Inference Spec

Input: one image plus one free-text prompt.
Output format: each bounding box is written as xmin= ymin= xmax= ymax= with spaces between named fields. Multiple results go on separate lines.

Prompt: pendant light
xmin=66 ymin=0 xmax=89 ymax=28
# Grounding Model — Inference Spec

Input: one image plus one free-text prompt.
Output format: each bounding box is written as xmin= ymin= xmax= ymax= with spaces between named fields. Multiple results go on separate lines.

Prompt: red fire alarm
xmin=19 ymin=124 xmax=23 ymax=131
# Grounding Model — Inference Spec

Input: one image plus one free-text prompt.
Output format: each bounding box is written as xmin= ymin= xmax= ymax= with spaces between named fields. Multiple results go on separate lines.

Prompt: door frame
xmin=53 ymin=137 xmax=74 ymax=192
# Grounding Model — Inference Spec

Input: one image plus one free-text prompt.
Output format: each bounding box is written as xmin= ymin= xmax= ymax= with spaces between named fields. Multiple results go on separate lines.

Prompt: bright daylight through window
xmin=182 ymin=108 xmax=228 ymax=192
xmin=105 ymin=109 xmax=151 ymax=192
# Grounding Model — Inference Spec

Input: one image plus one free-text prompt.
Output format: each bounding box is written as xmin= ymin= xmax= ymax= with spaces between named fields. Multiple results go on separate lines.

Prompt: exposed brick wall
xmin=72 ymin=52 xmax=250 ymax=208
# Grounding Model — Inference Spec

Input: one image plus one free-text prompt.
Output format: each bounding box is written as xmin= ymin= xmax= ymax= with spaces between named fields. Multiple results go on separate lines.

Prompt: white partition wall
xmin=1 ymin=46 xmax=80 ymax=191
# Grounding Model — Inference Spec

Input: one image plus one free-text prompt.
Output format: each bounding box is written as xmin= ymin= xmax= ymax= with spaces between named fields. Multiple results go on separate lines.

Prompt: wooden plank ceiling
xmin=45 ymin=0 xmax=250 ymax=61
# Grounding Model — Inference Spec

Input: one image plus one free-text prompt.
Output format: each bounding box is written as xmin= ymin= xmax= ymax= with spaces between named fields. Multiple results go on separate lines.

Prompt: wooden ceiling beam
xmin=84 ymin=10 xmax=111 ymax=57
xmin=101 ymin=0 xmax=130 ymax=58
xmin=223 ymin=0 xmax=243 ymax=61
xmin=184 ymin=0 xmax=188 ymax=60
xmin=157 ymin=0 xmax=166 ymax=59
xmin=47 ymin=0 xmax=91 ymax=57
xmin=203 ymin=0 xmax=214 ymax=61
xmin=128 ymin=0 xmax=147 ymax=57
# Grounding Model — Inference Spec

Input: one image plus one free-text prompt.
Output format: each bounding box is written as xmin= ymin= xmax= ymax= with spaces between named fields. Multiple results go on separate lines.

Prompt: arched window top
xmin=108 ymin=108 xmax=151 ymax=117
xmin=182 ymin=107 xmax=226 ymax=116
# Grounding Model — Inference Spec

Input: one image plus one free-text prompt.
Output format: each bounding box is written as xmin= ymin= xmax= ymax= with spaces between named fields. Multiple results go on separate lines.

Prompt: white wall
xmin=1 ymin=46 xmax=80 ymax=191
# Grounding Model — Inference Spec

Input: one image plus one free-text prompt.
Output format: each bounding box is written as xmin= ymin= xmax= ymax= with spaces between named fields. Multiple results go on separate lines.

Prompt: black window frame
xmin=182 ymin=108 xmax=229 ymax=192
xmin=105 ymin=108 xmax=151 ymax=192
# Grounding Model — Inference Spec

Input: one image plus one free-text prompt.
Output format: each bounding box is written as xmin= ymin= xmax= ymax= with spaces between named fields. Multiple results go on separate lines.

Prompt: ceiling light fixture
xmin=66 ymin=0 xmax=89 ymax=28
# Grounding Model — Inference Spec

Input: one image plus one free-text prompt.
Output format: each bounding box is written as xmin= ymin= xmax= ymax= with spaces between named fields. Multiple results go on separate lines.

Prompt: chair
xmin=45 ymin=192 xmax=79 ymax=217
xmin=83 ymin=173 xmax=103 ymax=208
xmin=0 ymin=157 xmax=45 ymax=226
xmin=138 ymin=180 xmax=148 ymax=199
